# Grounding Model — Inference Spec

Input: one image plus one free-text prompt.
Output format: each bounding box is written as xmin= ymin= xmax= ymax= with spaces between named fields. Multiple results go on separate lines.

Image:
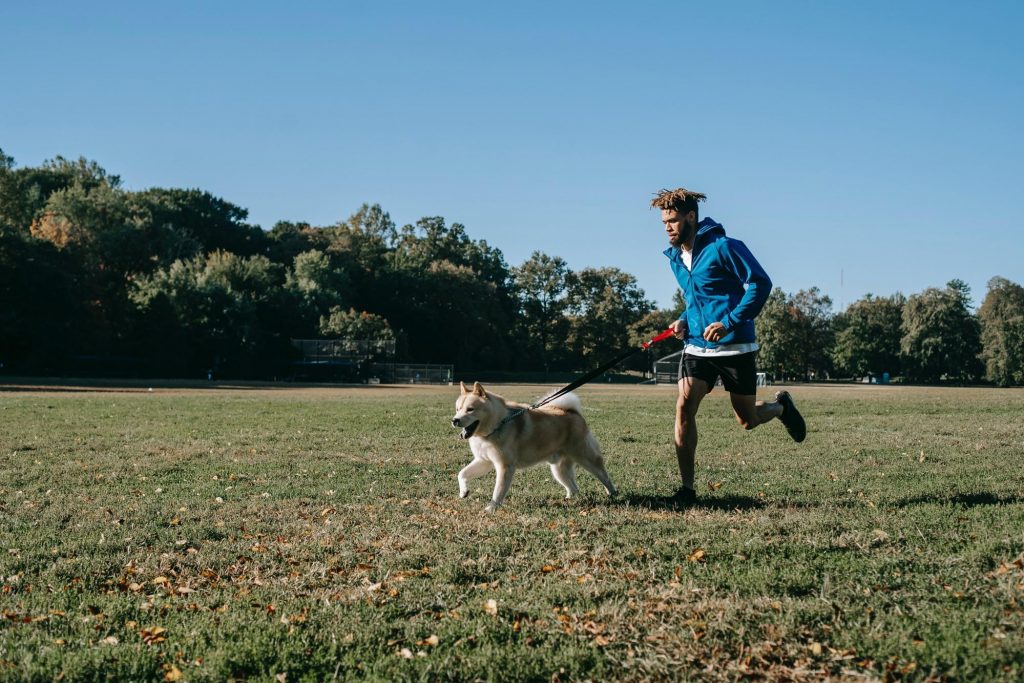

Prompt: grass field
xmin=1 ymin=381 xmax=1023 ymax=682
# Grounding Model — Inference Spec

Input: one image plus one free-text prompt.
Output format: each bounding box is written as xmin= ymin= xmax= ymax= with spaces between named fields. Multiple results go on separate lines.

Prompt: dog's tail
xmin=540 ymin=391 xmax=583 ymax=414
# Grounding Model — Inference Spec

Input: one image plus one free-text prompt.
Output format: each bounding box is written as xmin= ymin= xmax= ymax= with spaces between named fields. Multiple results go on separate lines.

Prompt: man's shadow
xmin=616 ymin=492 xmax=767 ymax=512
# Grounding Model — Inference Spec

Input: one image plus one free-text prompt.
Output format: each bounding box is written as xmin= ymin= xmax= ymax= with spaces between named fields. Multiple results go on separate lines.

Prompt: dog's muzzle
xmin=451 ymin=417 xmax=479 ymax=439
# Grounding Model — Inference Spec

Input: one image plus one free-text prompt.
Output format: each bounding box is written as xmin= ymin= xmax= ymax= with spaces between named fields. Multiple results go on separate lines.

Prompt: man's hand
xmin=669 ymin=319 xmax=688 ymax=339
xmin=703 ymin=322 xmax=727 ymax=342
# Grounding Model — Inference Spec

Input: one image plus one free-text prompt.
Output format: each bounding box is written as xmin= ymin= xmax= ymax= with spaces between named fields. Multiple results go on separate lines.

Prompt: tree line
xmin=1 ymin=150 xmax=1022 ymax=385
xmin=753 ymin=280 xmax=1024 ymax=386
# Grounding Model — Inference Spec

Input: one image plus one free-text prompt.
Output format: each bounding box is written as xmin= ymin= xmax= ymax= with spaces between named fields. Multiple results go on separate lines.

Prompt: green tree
xmin=346 ymin=203 xmax=398 ymax=247
xmin=671 ymin=289 xmax=686 ymax=315
xmin=627 ymin=308 xmax=679 ymax=375
xmin=130 ymin=251 xmax=289 ymax=376
xmin=392 ymin=259 xmax=513 ymax=369
xmin=30 ymin=171 xmax=149 ymax=355
xmin=628 ymin=291 xmax=685 ymax=372
xmin=0 ymin=229 xmax=83 ymax=371
xmin=0 ymin=154 xmax=119 ymax=233
xmin=134 ymin=188 xmax=267 ymax=258
xmin=285 ymin=249 xmax=351 ymax=329
xmin=755 ymin=287 xmax=833 ymax=381
xmin=901 ymin=279 xmax=982 ymax=383
xmin=566 ymin=267 xmax=654 ymax=368
xmin=978 ymin=276 xmax=1024 ymax=386
xmin=319 ymin=307 xmax=395 ymax=340
xmin=792 ymin=287 xmax=834 ymax=379
xmin=266 ymin=221 xmax=329 ymax=265
xmin=392 ymin=216 xmax=511 ymax=292
xmin=756 ymin=288 xmax=797 ymax=380
xmin=370 ymin=215 xmax=516 ymax=370
xmin=512 ymin=251 xmax=571 ymax=371
xmin=832 ymin=293 xmax=905 ymax=378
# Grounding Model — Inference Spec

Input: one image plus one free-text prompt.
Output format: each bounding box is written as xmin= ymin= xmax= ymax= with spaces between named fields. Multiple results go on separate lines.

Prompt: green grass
xmin=1 ymin=382 xmax=1023 ymax=682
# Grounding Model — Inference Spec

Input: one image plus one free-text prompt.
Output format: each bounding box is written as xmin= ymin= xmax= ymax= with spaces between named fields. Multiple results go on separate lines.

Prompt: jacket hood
xmin=696 ymin=217 xmax=724 ymax=237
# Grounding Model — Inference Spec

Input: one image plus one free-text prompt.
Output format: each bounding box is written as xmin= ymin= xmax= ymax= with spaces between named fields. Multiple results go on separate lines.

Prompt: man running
xmin=653 ymin=188 xmax=806 ymax=505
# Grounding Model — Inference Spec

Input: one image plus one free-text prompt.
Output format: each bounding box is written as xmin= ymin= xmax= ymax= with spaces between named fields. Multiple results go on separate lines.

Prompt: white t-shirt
xmin=680 ymin=246 xmax=759 ymax=358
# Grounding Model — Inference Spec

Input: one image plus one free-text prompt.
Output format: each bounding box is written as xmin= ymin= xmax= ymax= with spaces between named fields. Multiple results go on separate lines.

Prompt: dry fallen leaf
xmin=483 ymin=599 xmax=498 ymax=616
xmin=140 ymin=626 xmax=167 ymax=645
xmin=164 ymin=665 xmax=184 ymax=681
xmin=687 ymin=548 xmax=706 ymax=563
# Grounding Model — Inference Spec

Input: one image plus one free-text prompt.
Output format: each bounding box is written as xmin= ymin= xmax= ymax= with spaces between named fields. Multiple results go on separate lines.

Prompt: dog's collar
xmin=481 ymin=408 xmax=526 ymax=439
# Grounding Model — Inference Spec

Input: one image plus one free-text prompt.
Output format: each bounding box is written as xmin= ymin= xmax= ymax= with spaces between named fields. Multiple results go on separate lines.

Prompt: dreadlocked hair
xmin=650 ymin=188 xmax=707 ymax=217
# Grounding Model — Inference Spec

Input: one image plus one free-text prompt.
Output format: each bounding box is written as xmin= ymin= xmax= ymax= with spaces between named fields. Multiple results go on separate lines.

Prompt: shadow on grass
xmin=891 ymin=492 xmax=1024 ymax=508
xmin=0 ymin=377 xmax=445 ymax=392
xmin=615 ymin=492 xmax=768 ymax=512
xmin=0 ymin=385 xmax=156 ymax=393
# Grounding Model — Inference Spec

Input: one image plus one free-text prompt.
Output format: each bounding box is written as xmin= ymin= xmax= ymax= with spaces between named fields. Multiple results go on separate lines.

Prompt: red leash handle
xmin=641 ymin=327 xmax=677 ymax=350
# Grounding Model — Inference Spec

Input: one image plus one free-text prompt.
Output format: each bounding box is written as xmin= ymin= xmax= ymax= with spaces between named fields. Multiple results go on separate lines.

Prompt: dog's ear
xmin=459 ymin=381 xmax=468 ymax=394
xmin=472 ymin=381 xmax=486 ymax=397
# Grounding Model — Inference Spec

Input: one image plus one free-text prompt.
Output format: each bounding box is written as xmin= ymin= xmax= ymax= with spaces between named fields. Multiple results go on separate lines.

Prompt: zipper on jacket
xmin=685 ymin=238 xmax=709 ymax=349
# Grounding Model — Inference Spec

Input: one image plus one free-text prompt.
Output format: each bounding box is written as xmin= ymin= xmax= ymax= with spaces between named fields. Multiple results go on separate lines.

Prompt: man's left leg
xmin=729 ymin=393 xmax=783 ymax=430
xmin=730 ymin=391 xmax=807 ymax=442
xmin=720 ymin=351 xmax=805 ymax=441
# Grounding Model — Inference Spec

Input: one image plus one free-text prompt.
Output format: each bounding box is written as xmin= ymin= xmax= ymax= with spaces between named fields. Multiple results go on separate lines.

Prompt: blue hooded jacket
xmin=664 ymin=217 xmax=772 ymax=350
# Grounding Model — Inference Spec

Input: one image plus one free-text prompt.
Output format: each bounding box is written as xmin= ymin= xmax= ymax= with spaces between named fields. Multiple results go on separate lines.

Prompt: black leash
xmin=484 ymin=328 xmax=675 ymax=437
xmin=529 ymin=346 xmax=644 ymax=411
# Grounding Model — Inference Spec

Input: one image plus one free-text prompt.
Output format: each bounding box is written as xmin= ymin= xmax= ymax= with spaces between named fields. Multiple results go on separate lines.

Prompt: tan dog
xmin=451 ymin=382 xmax=617 ymax=512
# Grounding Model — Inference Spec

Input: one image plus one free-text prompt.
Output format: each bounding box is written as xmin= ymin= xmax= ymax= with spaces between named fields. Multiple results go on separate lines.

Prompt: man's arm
xmin=718 ymin=238 xmax=772 ymax=330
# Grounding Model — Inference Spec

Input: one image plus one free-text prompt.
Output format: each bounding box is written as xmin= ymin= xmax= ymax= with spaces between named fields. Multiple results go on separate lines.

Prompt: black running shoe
xmin=670 ymin=486 xmax=698 ymax=508
xmin=775 ymin=391 xmax=806 ymax=443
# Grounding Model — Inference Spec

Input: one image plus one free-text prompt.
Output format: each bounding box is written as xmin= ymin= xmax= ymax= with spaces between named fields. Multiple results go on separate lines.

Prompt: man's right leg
xmin=675 ymin=377 xmax=710 ymax=493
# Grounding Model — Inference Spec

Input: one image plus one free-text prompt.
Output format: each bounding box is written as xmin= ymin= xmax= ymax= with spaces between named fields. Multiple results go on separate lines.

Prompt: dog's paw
xmin=459 ymin=488 xmax=469 ymax=499
xmin=483 ymin=502 xmax=498 ymax=513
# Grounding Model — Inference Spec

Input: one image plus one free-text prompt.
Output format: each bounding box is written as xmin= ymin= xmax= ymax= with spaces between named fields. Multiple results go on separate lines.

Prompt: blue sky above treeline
xmin=2 ymin=1 xmax=1020 ymax=309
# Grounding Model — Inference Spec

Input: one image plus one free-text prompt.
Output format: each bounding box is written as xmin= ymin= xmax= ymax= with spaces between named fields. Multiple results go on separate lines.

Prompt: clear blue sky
xmin=2 ymin=1 xmax=1021 ymax=310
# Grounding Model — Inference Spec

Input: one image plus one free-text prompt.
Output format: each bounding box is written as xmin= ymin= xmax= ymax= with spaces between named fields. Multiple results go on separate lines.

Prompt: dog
xmin=451 ymin=381 xmax=617 ymax=512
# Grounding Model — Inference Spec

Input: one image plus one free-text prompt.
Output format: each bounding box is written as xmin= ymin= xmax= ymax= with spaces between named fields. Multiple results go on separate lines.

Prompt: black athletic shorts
xmin=678 ymin=351 xmax=758 ymax=395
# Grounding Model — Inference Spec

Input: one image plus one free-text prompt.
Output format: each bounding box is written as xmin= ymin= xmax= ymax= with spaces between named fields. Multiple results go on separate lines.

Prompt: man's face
xmin=661 ymin=209 xmax=696 ymax=247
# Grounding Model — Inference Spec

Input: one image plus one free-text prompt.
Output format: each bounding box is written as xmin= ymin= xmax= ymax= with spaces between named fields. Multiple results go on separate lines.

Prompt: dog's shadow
xmin=614 ymin=492 xmax=767 ymax=512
